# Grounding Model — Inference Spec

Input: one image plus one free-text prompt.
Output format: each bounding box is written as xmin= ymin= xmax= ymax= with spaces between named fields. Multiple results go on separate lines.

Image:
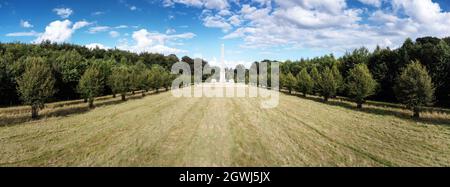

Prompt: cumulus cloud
xmin=117 ymin=29 xmax=196 ymax=54
xmin=215 ymin=0 xmax=450 ymax=52
xmin=20 ymin=20 xmax=33 ymax=28
xmin=53 ymin=8 xmax=73 ymax=18
xmin=34 ymin=20 xmax=90 ymax=43
xmin=163 ymin=0 xmax=228 ymax=10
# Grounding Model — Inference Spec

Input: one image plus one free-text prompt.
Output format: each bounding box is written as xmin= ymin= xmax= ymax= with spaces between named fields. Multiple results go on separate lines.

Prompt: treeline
xmin=0 ymin=41 xmax=205 ymax=118
xmin=278 ymin=36 xmax=450 ymax=118
xmin=0 ymin=41 xmax=206 ymax=107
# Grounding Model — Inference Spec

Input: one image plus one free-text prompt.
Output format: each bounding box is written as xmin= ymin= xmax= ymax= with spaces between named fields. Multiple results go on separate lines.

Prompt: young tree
xmin=310 ymin=66 xmax=321 ymax=95
xmin=282 ymin=72 xmax=296 ymax=94
xmin=108 ymin=66 xmax=131 ymax=101
xmin=331 ymin=63 xmax=344 ymax=93
xmin=394 ymin=61 xmax=435 ymax=118
xmin=16 ymin=57 xmax=55 ymax=119
xmin=148 ymin=65 xmax=165 ymax=93
xmin=296 ymin=68 xmax=313 ymax=97
xmin=318 ymin=67 xmax=338 ymax=102
xmin=346 ymin=64 xmax=377 ymax=108
xmin=78 ymin=66 xmax=103 ymax=108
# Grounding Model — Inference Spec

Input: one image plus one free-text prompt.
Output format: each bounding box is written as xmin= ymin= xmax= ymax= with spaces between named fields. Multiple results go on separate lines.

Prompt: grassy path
xmin=1 ymin=88 xmax=450 ymax=166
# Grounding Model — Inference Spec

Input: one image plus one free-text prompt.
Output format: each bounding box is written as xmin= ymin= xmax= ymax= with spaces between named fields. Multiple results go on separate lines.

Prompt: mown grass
xmin=0 ymin=87 xmax=449 ymax=166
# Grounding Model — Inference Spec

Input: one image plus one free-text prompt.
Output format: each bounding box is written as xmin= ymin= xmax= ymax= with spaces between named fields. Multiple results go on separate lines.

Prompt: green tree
xmin=394 ymin=61 xmax=435 ymax=118
xmin=318 ymin=67 xmax=338 ymax=102
xmin=296 ymin=68 xmax=313 ymax=97
xmin=281 ymin=72 xmax=296 ymax=94
xmin=331 ymin=63 xmax=344 ymax=93
xmin=108 ymin=66 xmax=131 ymax=101
xmin=310 ymin=66 xmax=321 ymax=95
xmin=78 ymin=66 xmax=103 ymax=108
xmin=148 ymin=65 xmax=165 ymax=92
xmin=346 ymin=64 xmax=377 ymax=108
xmin=16 ymin=57 xmax=55 ymax=119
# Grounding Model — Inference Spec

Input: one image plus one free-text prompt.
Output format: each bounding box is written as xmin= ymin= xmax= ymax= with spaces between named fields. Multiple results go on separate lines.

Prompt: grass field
xmin=1 ymin=87 xmax=450 ymax=166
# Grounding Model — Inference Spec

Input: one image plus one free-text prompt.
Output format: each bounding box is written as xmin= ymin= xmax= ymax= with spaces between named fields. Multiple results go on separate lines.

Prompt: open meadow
xmin=1 ymin=87 xmax=449 ymax=167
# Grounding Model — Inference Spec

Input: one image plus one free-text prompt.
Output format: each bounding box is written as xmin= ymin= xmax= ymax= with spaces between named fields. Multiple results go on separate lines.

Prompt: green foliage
xmin=394 ymin=61 xmax=435 ymax=118
xmin=331 ymin=63 xmax=344 ymax=92
xmin=16 ymin=57 xmax=55 ymax=118
xmin=296 ymin=68 xmax=313 ymax=97
xmin=310 ymin=66 xmax=321 ymax=95
xmin=148 ymin=65 xmax=166 ymax=92
xmin=318 ymin=67 xmax=338 ymax=102
xmin=108 ymin=66 xmax=131 ymax=101
xmin=78 ymin=66 xmax=103 ymax=108
xmin=346 ymin=64 xmax=377 ymax=108
xmin=281 ymin=72 xmax=296 ymax=94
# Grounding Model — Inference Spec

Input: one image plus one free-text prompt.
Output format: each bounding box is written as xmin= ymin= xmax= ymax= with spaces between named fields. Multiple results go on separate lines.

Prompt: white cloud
xmin=166 ymin=28 xmax=176 ymax=34
xmin=109 ymin=31 xmax=120 ymax=38
xmin=117 ymin=29 xmax=195 ymax=54
xmin=20 ymin=20 xmax=33 ymax=28
xmin=92 ymin=11 xmax=105 ymax=16
xmin=163 ymin=0 xmax=228 ymax=10
xmin=115 ymin=25 xmax=128 ymax=29
xmin=358 ymin=0 xmax=382 ymax=7
xmin=6 ymin=31 xmax=40 ymax=37
xmin=130 ymin=6 xmax=137 ymax=11
xmin=202 ymin=15 xmax=232 ymax=32
xmin=34 ymin=20 xmax=89 ymax=43
xmin=53 ymin=8 xmax=73 ymax=18
xmin=88 ymin=26 xmax=110 ymax=33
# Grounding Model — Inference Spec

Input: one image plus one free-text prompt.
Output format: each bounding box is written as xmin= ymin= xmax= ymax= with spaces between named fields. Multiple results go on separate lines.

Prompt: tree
xmin=16 ymin=57 xmax=55 ymax=119
xmin=318 ymin=67 xmax=338 ymax=102
xmin=148 ymin=65 xmax=165 ymax=92
xmin=346 ymin=64 xmax=377 ymax=108
xmin=310 ymin=66 xmax=321 ymax=95
xmin=78 ymin=66 xmax=103 ymax=108
xmin=394 ymin=61 xmax=435 ymax=118
xmin=331 ymin=63 xmax=344 ymax=93
xmin=108 ymin=66 xmax=131 ymax=101
xmin=281 ymin=72 xmax=296 ymax=94
xmin=296 ymin=68 xmax=313 ymax=97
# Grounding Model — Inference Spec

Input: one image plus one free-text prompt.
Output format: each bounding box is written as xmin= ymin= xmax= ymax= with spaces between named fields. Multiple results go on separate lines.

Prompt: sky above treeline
xmin=1 ymin=0 xmax=450 ymax=67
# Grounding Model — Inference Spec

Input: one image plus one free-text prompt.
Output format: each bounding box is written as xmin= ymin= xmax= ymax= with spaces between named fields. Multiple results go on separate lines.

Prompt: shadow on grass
xmin=0 ymin=90 xmax=168 ymax=127
xmin=282 ymin=91 xmax=450 ymax=126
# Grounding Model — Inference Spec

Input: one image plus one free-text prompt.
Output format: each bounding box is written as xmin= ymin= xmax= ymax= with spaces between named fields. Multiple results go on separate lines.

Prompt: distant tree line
xmin=0 ymin=41 xmax=202 ymax=118
xmin=277 ymin=36 xmax=449 ymax=118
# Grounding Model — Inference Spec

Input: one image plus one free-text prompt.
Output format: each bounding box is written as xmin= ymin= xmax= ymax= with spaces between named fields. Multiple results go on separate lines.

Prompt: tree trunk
xmin=413 ymin=107 xmax=420 ymax=118
xmin=132 ymin=91 xmax=135 ymax=95
xmin=113 ymin=93 xmax=116 ymax=98
xmin=142 ymin=91 xmax=146 ymax=97
xmin=31 ymin=105 xmax=39 ymax=119
xmin=84 ymin=98 xmax=88 ymax=103
xmin=88 ymin=98 xmax=94 ymax=108
xmin=303 ymin=92 xmax=307 ymax=97
xmin=324 ymin=96 xmax=329 ymax=102
xmin=121 ymin=94 xmax=126 ymax=101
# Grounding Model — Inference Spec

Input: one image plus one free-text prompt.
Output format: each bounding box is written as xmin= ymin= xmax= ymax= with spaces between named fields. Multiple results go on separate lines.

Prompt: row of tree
xmin=280 ymin=59 xmax=435 ymax=118
xmin=16 ymin=56 xmax=175 ymax=119
xmin=279 ymin=36 xmax=450 ymax=107
xmin=0 ymin=42 xmax=194 ymax=106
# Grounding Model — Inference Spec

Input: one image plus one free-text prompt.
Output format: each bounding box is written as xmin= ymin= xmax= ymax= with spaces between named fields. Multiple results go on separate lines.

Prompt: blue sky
xmin=1 ymin=0 xmax=450 ymax=67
